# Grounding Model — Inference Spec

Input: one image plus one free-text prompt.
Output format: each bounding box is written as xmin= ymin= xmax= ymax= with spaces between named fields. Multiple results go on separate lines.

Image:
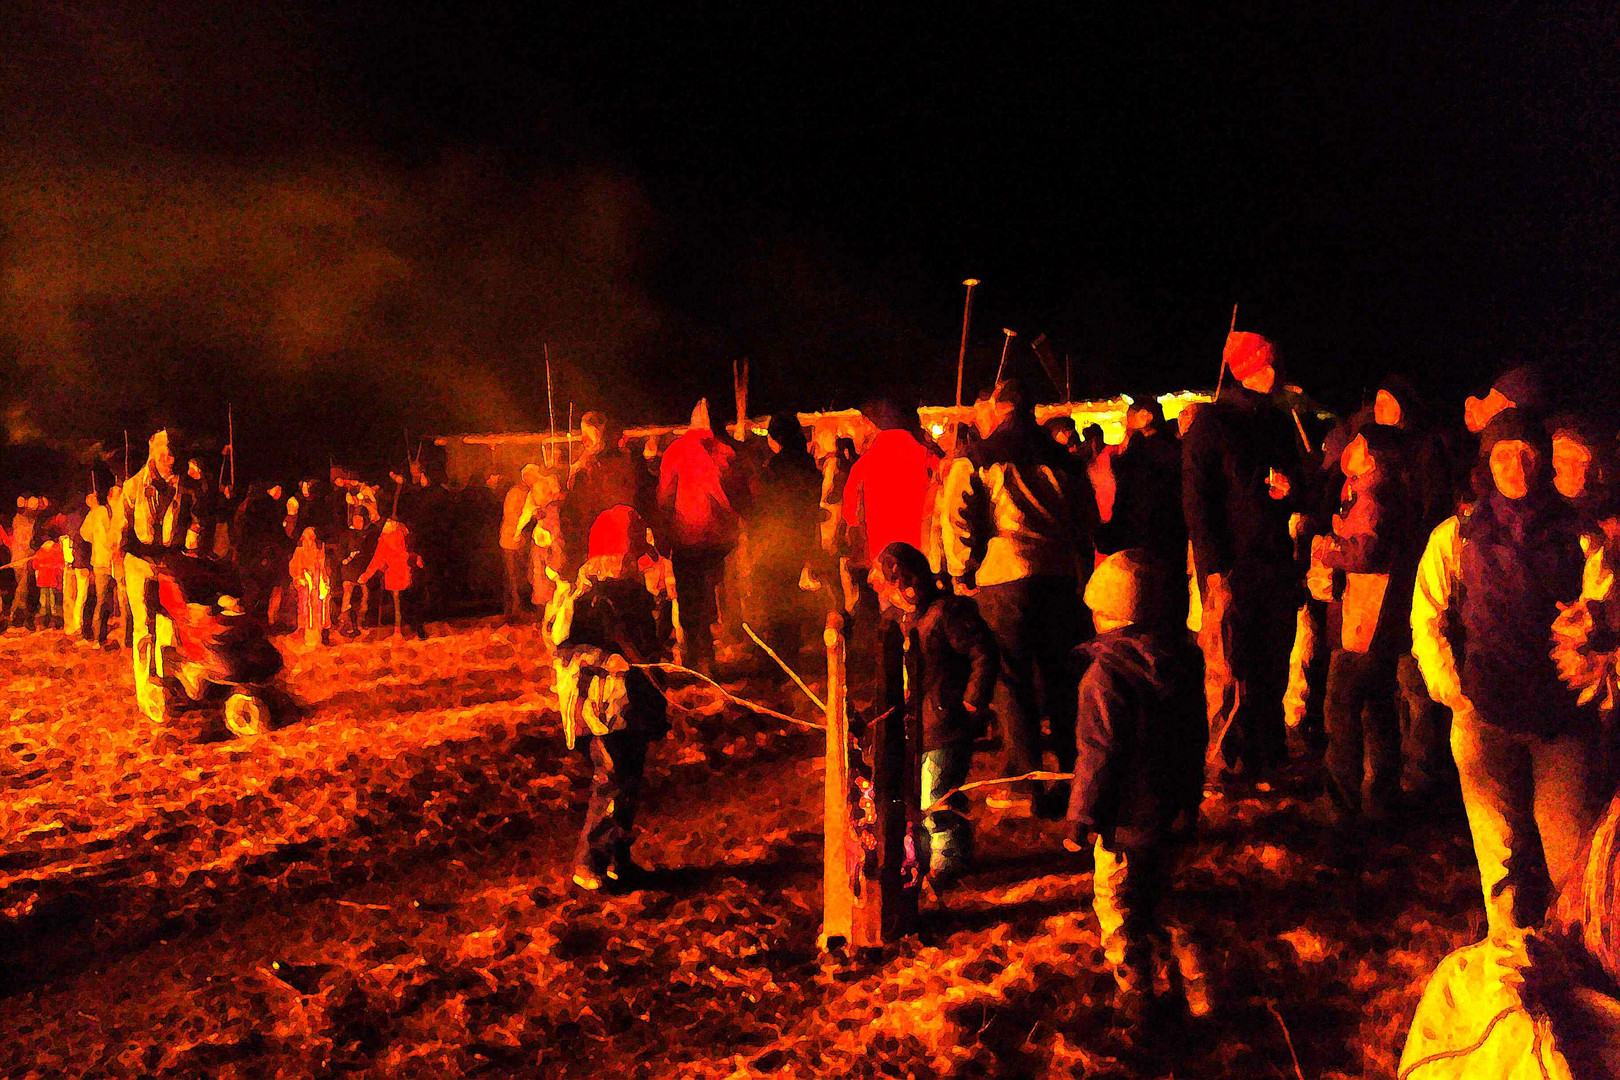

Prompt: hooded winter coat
xmin=843 ymin=427 xmax=941 ymax=566
xmin=657 ymin=402 xmax=743 ymax=550
xmin=1456 ymin=492 xmax=1587 ymax=732
xmin=943 ymin=413 xmax=1093 ymax=587
xmin=898 ymin=593 xmax=999 ymax=750
xmin=1067 ymin=625 xmax=1207 ymax=847
xmin=1096 ymin=430 xmax=1185 ymax=564
xmin=1316 ymin=435 xmax=1423 ymax=657
xmin=361 ymin=523 xmax=419 ymax=592
xmin=1181 ymin=383 xmax=1303 ymax=582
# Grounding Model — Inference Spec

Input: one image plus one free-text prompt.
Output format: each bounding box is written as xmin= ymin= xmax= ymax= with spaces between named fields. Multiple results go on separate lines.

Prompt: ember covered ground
xmin=0 ymin=622 xmax=1481 ymax=1079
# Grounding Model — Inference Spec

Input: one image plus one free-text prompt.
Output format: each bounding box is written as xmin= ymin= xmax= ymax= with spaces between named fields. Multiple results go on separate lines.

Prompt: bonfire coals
xmin=0 ymin=624 xmax=1477 ymax=1079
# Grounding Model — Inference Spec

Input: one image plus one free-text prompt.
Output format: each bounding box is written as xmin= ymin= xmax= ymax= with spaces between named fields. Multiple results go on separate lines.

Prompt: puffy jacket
xmin=1181 ymin=383 xmax=1302 ymax=581
xmin=843 ymin=429 xmax=940 ymax=565
xmin=1412 ymin=495 xmax=1598 ymax=734
xmin=657 ymin=429 xmax=741 ymax=550
xmin=1067 ymin=626 xmax=1206 ymax=847
xmin=32 ymin=541 xmax=64 ymax=589
xmin=944 ymin=415 xmax=1094 ymax=588
xmin=360 ymin=524 xmax=419 ymax=592
xmin=900 ymin=593 xmax=998 ymax=750
xmin=1317 ymin=456 xmax=1422 ymax=656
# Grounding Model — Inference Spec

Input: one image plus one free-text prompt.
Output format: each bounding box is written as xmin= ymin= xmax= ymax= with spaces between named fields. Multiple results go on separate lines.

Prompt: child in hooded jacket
xmin=548 ymin=505 xmax=669 ymax=893
xmin=1067 ymin=549 xmax=1208 ymax=1019
xmin=869 ymin=541 xmax=997 ymax=884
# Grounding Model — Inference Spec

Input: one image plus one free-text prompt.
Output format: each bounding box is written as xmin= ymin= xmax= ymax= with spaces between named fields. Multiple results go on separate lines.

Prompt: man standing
xmin=944 ymin=380 xmax=1095 ymax=814
xmin=1182 ymin=331 xmax=1305 ymax=789
xmin=6 ymin=496 xmax=39 ymax=631
xmin=1412 ymin=409 xmax=1605 ymax=968
xmin=500 ymin=464 xmax=542 ymax=619
xmin=81 ymin=489 xmax=120 ymax=647
xmin=657 ymin=399 xmax=743 ymax=672
xmin=122 ymin=430 xmax=183 ymax=721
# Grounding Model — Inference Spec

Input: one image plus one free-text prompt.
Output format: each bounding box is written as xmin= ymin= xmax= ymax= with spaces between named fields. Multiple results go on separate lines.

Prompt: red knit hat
xmin=587 ymin=505 xmax=648 ymax=560
xmin=1223 ymin=331 xmax=1277 ymax=381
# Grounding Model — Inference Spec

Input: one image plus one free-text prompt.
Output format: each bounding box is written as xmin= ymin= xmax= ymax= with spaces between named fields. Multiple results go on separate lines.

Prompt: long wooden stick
xmin=923 ymin=770 xmax=1074 ymax=814
xmin=228 ymin=404 xmax=235 ymax=490
xmin=565 ymin=402 xmax=574 ymax=471
xmin=544 ymin=343 xmax=557 ymax=469
xmin=821 ymin=613 xmax=852 ymax=949
xmin=1214 ymin=303 xmax=1237 ymax=398
xmin=636 ymin=661 xmax=823 ymax=730
xmin=955 ymin=279 xmax=979 ymax=409
xmin=742 ymin=621 xmax=825 ymax=711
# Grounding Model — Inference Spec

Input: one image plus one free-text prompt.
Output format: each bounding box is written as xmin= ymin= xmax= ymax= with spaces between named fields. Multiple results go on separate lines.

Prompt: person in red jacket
xmin=656 ymin=399 xmax=745 ymax=670
xmin=842 ymin=400 xmax=940 ymax=569
xmin=31 ymin=535 xmax=65 ymax=630
xmin=358 ymin=518 xmax=424 ymax=640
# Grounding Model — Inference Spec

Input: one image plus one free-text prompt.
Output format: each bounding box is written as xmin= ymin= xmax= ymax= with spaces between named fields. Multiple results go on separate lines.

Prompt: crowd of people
xmin=3 ymin=331 xmax=1620 ymax=1048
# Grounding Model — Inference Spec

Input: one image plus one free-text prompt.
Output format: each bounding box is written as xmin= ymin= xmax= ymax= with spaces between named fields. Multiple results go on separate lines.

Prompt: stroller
xmin=154 ymin=553 xmax=286 ymax=737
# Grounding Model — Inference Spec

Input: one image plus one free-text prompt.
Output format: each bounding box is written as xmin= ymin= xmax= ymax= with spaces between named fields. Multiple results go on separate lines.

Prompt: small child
xmin=32 ymin=535 xmax=65 ymax=630
xmin=1068 ymin=549 xmax=1208 ymax=1019
xmin=357 ymin=519 xmax=424 ymax=640
xmin=548 ymin=505 xmax=669 ymax=893
xmin=869 ymin=541 xmax=997 ymax=885
xmin=288 ymin=527 xmax=332 ymax=646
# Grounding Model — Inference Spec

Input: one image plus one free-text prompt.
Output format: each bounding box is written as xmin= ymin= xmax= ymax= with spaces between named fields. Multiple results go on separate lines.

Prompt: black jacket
xmin=898 ymin=593 xmax=999 ymax=750
xmin=557 ymin=576 xmax=669 ymax=736
xmin=1181 ymin=384 xmax=1303 ymax=581
xmin=1067 ymin=626 xmax=1206 ymax=847
xmin=1097 ymin=431 xmax=1186 ymax=564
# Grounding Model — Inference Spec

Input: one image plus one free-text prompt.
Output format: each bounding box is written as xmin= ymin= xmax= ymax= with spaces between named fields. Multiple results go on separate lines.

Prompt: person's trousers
xmin=975 ymin=575 xmax=1084 ymax=787
xmin=92 ymin=570 xmax=119 ymax=644
xmin=8 ymin=564 xmax=32 ymax=627
xmin=123 ymin=556 xmax=165 ymax=721
xmin=1397 ymin=652 xmax=1452 ymax=796
xmin=1451 ymin=709 xmax=1604 ymax=962
xmin=575 ymin=730 xmax=649 ymax=875
xmin=500 ymin=546 xmax=526 ymax=617
xmin=63 ymin=568 xmax=90 ymax=637
xmin=1323 ymin=649 xmax=1401 ymax=816
xmin=339 ymin=580 xmax=370 ymax=632
xmin=1202 ymin=577 xmax=1295 ymax=781
xmin=672 ymin=546 xmax=728 ymax=668
xmin=921 ymin=744 xmax=975 ymax=877
xmin=1284 ymin=601 xmax=1329 ymax=755
xmin=36 ymin=587 xmax=61 ymax=628
xmin=1092 ymin=837 xmax=1168 ymax=991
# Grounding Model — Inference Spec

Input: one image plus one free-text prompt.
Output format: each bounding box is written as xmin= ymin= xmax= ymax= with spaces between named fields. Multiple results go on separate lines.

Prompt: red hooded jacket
xmin=842 ymin=428 xmax=940 ymax=564
xmin=657 ymin=402 xmax=741 ymax=549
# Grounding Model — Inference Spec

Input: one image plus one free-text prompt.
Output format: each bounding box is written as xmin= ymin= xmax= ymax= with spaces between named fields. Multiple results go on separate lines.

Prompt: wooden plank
xmin=820 ymin=612 xmax=853 ymax=950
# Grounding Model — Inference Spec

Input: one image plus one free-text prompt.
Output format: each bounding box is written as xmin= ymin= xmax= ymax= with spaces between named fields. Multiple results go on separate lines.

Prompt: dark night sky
xmin=1 ymin=2 xmax=1615 ymax=481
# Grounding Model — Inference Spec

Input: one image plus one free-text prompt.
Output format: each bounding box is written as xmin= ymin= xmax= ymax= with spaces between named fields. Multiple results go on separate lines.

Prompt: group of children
xmin=549 ymin=495 xmax=1204 ymax=1016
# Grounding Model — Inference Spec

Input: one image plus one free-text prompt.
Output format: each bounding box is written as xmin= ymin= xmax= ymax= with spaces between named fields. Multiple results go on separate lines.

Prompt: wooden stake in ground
xmin=732 ymin=357 xmax=749 ymax=443
xmin=544 ymin=343 xmax=557 ymax=470
xmin=955 ymin=278 xmax=979 ymax=408
xmin=820 ymin=613 xmax=853 ymax=951
xmin=851 ymin=620 xmax=923 ymax=947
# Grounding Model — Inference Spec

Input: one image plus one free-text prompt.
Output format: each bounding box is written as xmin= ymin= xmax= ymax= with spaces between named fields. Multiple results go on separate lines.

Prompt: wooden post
xmin=733 ymin=357 xmax=749 ymax=443
xmin=955 ymin=278 xmax=979 ymax=409
xmin=820 ymin=612 xmax=853 ymax=950
xmin=851 ymin=621 xmax=922 ymax=946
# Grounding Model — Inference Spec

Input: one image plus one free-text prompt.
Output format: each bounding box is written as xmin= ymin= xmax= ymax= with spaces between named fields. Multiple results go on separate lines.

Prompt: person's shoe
xmin=571 ymin=867 xmax=605 ymax=892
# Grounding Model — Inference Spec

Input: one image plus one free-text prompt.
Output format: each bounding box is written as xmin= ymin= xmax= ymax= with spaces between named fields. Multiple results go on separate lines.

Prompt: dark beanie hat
xmin=1478 ymin=408 xmax=1548 ymax=459
xmin=1491 ymin=366 xmax=1548 ymax=413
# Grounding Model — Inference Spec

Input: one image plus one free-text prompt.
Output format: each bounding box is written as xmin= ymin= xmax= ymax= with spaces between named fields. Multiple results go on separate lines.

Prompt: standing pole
xmin=228 ymin=404 xmax=236 ymax=491
xmin=994 ymin=327 xmax=1017 ymax=388
xmin=565 ymin=402 xmax=574 ymax=471
xmin=544 ymin=343 xmax=557 ymax=470
xmin=954 ymin=278 xmax=980 ymax=409
xmin=820 ymin=613 xmax=853 ymax=951
xmin=1215 ymin=303 xmax=1238 ymax=399
xmin=1064 ymin=354 xmax=1072 ymax=403
xmin=123 ymin=431 xmax=130 ymax=481
xmin=732 ymin=357 xmax=749 ymax=443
